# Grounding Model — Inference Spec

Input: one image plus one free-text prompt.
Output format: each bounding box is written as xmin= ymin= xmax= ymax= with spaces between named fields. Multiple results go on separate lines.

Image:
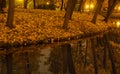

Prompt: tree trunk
xmin=25 ymin=52 xmax=31 ymax=74
xmin=6 ymin=0 xmax=15 ymax=28
xmin=91 ymin=38 xmax=98 ymax=74
xmin=6 ymin=49 xmax=13 ymax=74
xmin=104 ymin=0 xmax=117 ymax=22
xmin=0 ymin=0 xmax=6 ymax=13
xmin=60 ymin=0 xmax=63 ymax=11
xmin=67 ymin=44 xmax=75 ymax=74
xmin=2 ymin=0 xmax=6 ymax=8
xmin=1 ymin=0 xmax=6 ymax=12
xmin=24 ymin=0 xmax=28 ymax=9
xmin=33 ymin=0 xmax=36 ymax=9
xmin=84 ymin=40 xmax=88 ymax=67
xmin=63 ymin=0 xmax=72 ymax=29
xmin=104 ymin=34 xmax=116 ymax=74
xmin=78 ymin=0 xmax=83 ymax=12
xmin=103 ymin=47 xmax=107 ymax=68
xmin=108 ymin=0 xmax=114 ymax=10
xmin=108 ymin=46 xmax=116 ymax=74
xmin=0 ymin=0 xmax=3 ymax=12
xmin=63 ymin=0 xmax=77 ymax=29
xmin=61 ymin=44 xmax=76 ymax=74
xmin=69 ymin=0 xmax=77 ymax=20
xmin=91 ymin=0 xmax=104 ymax=24
xmin=78 ymin=41 xmax=82 ymax=62
xmin=62 ymin=44 xmax=68 ymax=74
xmin=64 ymin=0 xmax=72 ymax=17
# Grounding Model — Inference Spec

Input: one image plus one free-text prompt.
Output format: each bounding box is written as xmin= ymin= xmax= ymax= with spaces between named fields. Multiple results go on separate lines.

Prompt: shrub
xmin=37 ymin=3 xmax=56 ymax=10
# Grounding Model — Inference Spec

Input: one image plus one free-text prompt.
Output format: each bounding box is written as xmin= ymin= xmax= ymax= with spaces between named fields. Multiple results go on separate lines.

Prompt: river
xmin=0 ymin=29 xmax=120 ymax=74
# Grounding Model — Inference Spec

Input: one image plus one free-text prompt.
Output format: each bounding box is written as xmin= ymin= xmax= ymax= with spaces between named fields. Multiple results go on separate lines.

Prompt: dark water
xmin=0 ymin=31 xmax=120 ymax=74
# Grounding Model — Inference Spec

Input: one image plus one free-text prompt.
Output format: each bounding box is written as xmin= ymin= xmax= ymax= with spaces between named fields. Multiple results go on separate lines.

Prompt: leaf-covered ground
xmin=0 ymin=9 xmax=118 ymax=47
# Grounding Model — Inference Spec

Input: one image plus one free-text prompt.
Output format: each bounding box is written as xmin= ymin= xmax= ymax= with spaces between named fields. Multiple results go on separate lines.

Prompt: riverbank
xmin=0 ymin=9 xmax=118 ymax=48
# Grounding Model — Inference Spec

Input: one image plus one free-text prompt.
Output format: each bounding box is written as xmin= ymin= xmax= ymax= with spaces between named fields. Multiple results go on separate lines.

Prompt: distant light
xmin=90 ymin=4 xmax=94 ymax=9
xmin=118 ymin=6 xmax=120 ymax=10
xmin=18 ymin=0 xmax=23 ymax=2
xmin=46 ymin=2 xmax=50 ymax=5
xmin=114 ymin=7 xmax=117 ymax=10
xmin=116 ymin=21 xmax=120 ymax=28
xmin=85 ymin=5 xmax=89 ymax=9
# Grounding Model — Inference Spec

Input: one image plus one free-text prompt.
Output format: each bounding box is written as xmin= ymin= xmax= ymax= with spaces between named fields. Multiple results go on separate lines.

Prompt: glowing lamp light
xmin=85 ymin=5 xmax=89 ymax=9
xmin=46 ymin=2 xmax=50 ymax=5
xmin=116 ymin=21 xmax=120 ymax=28
xmin=90 ymin=4 xmax=94 ymax=9
xmin=18 ymin=0 xmax=23 ymax=2
xmin=118 ymin=6 xmax=120 ymax=11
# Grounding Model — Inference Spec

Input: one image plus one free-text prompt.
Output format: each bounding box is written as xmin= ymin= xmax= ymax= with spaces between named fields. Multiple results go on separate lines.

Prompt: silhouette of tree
xmin=63 ymin=0 xmax=77 ymax=29
xmin=104 ymin=0 xmax=117 ymax=22
xmin=24 ymin=0 xmax=28 ymax=9
xmin=6 ymin=0 xmax=15 ymax=28
xmin=78 ymin=0 xmax=86 ymax=12
xmin=0 ymin=0 xmax=6 ymax=13
xmin=60 ymin=0 xmax=64 ymax=11
xmin=91 ymin=0 xmax=104 ymax=24
xmin=33 ymin=0 xmax=36 ymax=9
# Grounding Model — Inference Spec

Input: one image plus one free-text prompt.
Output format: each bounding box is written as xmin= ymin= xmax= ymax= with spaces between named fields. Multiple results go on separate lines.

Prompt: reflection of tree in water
xmin=72 ymin=31 xmax=120 ymax=74
xmin=71 ymin=39 xmax=95 ymax=74
xmin=12 ymin=46 xmax=41 ymax=74
xmin=0 ymin=30 xmax=119 ymax=74
xmin=0 ymin=54 xmax=6 ymax=74
xmin=0 ymin=45 xmax=42 ymax=74
xmin=47 ymin=45 xmax=63 ymax=74
xmin=47 ymin=44 xmax=75 ymax=74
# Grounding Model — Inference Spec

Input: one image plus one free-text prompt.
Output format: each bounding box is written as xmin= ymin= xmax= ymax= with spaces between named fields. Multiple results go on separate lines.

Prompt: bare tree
xmin=33 ymin=0 xmax=36 ymax=9
xmin=61 ymin=44 xmax=75 ymax=74
xmin=0 ymin=0 xmax=6 ymax=13
xmin=0 ymin=0 xmax=3 ymax=12
xmin=6 ymin=0 xmax=15 ymax=28
xmin=25 ymin=52 xmax=31 ymax=74
xmin=63 ymin=0 xmax=77 ymax=29
xmin=104 ymin=0 xmax=117 ymax=22
xmin=60 ymin=0 xmax=64 ymax=11
xmin=24 ymin=0 xmax=28 ymax=9
xmin=91 ymin=0 xmax=104 ymax=24
xmin=91 ymin=38 xmax=98 ymax=74
xmin=78 ymin=0 xmax=84 ymax=12
xmin=6 ymin=49 xmax=13 ymax=74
